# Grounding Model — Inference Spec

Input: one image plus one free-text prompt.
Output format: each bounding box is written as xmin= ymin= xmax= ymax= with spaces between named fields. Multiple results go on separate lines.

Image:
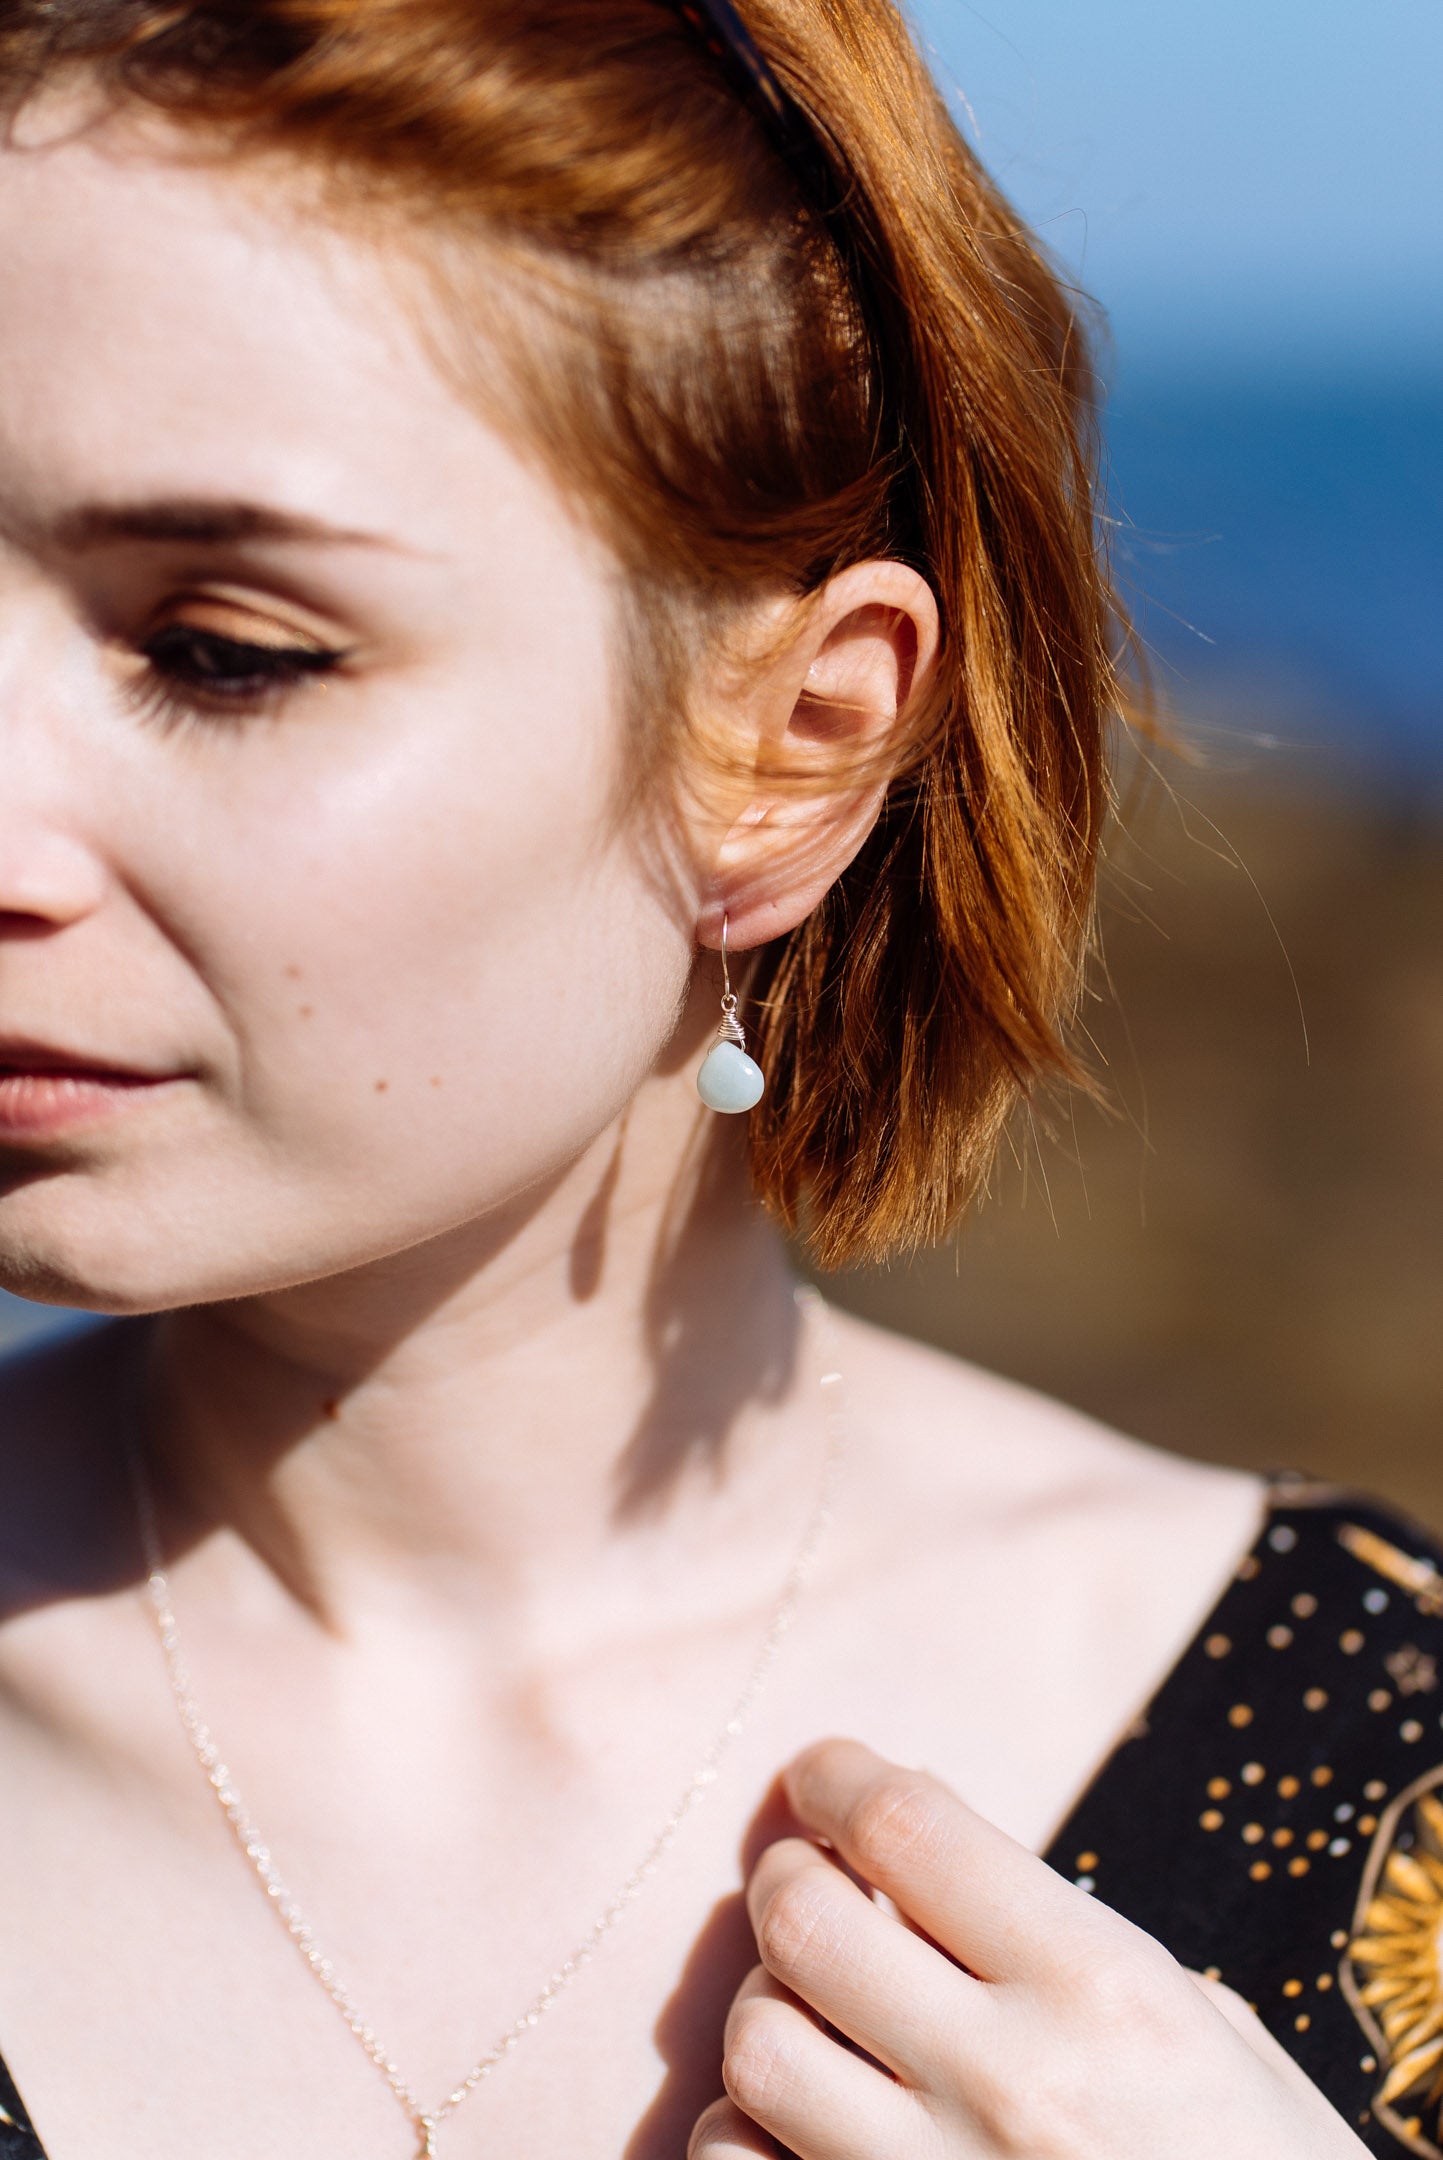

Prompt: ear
xmin=695 ymin=559 xmax=940 ymax=953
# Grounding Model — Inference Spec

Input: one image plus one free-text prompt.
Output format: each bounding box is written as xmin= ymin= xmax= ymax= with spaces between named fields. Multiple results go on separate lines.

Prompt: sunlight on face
xmin=0 ymin=116 xmax=699 ymax=1310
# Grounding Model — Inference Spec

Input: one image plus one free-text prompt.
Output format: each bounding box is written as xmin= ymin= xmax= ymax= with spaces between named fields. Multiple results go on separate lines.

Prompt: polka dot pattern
xmin=1044 ymin=1481 xmax=1443 ymax=2155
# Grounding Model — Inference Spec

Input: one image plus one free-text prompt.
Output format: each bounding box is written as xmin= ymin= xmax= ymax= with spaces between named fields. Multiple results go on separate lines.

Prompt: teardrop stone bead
xmin=696 ymin=1039 xmax=765 ymax=1113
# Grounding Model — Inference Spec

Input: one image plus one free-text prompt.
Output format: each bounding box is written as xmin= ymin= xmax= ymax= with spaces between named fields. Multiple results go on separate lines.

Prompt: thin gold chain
xmin=126 ymin=1283 xmax=847 ymax=2158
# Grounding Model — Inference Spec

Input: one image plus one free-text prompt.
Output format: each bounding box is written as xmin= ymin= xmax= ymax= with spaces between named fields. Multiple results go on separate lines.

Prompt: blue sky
xmin=909 ymin=0 xmax=1443 ymax=371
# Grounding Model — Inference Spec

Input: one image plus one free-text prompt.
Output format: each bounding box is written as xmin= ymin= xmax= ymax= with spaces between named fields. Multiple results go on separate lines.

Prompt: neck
xmin=130 ymin=1102 xmax=822 ymax=1642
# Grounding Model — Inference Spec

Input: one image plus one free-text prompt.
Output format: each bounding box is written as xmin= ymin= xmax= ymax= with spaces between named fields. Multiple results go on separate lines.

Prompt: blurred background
xmin=819 ymin=0 xmax=1443 ymax=1520
xmin=3 ymin=0 xmax=1441 ymax=1516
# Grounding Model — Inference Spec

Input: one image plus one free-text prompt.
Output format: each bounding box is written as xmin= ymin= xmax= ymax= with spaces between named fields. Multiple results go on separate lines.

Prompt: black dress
xmin=3 ymin=1479 xmax=1441 ymax=2156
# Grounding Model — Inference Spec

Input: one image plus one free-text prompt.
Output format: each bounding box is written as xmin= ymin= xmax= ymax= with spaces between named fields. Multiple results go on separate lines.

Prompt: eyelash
xmin=133 ymin=622 xmax=348 ymax=728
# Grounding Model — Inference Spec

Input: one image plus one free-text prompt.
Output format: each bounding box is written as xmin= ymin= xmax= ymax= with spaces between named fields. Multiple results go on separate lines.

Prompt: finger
xmin=687 ymin=2095 xmax=783 ymax=2157
xmin=784 ymin=1738 xmax=1117 ymax=1984
xmin=1186 ymin=1971 xmax=1331 ymax=2096
xmin=747 ymin=1834 xmax=990 ymax=2083
xmin=722 ymin=1963 xmax=917 ymax=2160
xmin=1187 ymin=1970 xmax=1272 ymax=2051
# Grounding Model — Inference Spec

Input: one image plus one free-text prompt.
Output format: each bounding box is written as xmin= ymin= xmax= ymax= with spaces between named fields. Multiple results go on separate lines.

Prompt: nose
xmin=0 ymin=606 xmax=111 ymax=931
xmin=0 ymin=825 xmax=108 ymax=929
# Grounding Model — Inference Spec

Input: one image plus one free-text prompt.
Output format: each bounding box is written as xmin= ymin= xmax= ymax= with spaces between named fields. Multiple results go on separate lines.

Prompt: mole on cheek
xmin=298 ymin=1005 xmax=315 ymax=1020
xmin=374 ymin=1079 xmax=390 ymax=1093
xmin=429 ymin=1076 xmax=443 ymax=1088
xmin=283 ymin=964 xmax=303 ymax=981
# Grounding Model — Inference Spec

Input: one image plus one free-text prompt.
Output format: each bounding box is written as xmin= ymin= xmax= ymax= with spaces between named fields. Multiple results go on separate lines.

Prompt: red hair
xmin=1 ymin=0 xmax=1125 ymax=1265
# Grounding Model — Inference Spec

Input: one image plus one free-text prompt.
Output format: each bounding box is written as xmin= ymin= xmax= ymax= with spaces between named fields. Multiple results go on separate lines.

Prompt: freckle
xmin=374 ymin=1079 xmax=389 ymax=1093
xmin=284 ymin=964 xmax=303 ymax=981
xmin=298 ymin=1004 xmax=314 ymax=1019
xmin=429 ymin=1075 xmax=443 ymax=1088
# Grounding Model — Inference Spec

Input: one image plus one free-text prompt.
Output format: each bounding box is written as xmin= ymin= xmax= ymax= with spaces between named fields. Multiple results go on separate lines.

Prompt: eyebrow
xmin=48 ymin=498 xmax=399 ymax=552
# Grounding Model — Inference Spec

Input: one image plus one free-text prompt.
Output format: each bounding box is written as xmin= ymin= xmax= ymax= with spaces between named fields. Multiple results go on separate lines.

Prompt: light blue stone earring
xmin=696 ymin=913 xmax=765 ymax=1114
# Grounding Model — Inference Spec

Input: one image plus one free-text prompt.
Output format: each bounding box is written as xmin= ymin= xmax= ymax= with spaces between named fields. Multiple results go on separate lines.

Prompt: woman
xmin=0 ymin=3 xmax=1434 ymax=2155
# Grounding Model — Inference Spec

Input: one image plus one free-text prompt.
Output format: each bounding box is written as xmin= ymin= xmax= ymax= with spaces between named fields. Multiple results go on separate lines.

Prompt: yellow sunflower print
xmin=1344 ymin=1767 xmax=1443 ymax=2155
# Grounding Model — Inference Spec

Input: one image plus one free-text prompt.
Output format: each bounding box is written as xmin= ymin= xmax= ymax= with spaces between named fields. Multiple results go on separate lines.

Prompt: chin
xmin=0 ymin=1245 xmax=190 ymax=1319
xmin=0 ymin=1170 xmax=223 ymax=1316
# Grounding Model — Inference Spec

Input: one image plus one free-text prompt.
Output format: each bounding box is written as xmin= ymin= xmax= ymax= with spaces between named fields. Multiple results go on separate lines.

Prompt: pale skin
xmin=0 ymin=102 xmax=1364 ymax=2160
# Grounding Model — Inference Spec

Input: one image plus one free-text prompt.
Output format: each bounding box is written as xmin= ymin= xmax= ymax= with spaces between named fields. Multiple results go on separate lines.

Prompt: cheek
xmin=214 ymin=684 xmax=689 ymax=1151
xmin=265 ymin=758 xmax=687 ymax=1168
xmin=18 ymin=680 xmax=698 ymax=1310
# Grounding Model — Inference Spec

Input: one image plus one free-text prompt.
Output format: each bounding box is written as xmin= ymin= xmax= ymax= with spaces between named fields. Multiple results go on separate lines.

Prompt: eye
xmin=136 ymin=621 xmax=348 ymax=720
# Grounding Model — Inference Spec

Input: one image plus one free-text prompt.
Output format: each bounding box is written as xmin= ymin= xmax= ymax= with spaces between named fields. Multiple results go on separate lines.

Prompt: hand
xmin=689 ymin=1739 xmax=1368 ymax=2158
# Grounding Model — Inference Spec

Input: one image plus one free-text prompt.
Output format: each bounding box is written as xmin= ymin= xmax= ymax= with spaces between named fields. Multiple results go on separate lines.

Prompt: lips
xmin=0 ymin=1039 xmax=187 ymax=1137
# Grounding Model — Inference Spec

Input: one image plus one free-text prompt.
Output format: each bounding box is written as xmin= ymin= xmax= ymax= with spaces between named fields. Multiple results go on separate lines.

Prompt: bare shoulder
xmin=825 ymin=1299 xmax=1265 ymax=1542
xmin=812 ymin=1303 xmax=1268 ymax=1838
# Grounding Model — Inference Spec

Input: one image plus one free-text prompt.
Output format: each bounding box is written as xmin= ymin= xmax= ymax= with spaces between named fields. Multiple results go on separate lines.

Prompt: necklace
xmin=126 ymin=1282 xmax=847 ymax=2158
